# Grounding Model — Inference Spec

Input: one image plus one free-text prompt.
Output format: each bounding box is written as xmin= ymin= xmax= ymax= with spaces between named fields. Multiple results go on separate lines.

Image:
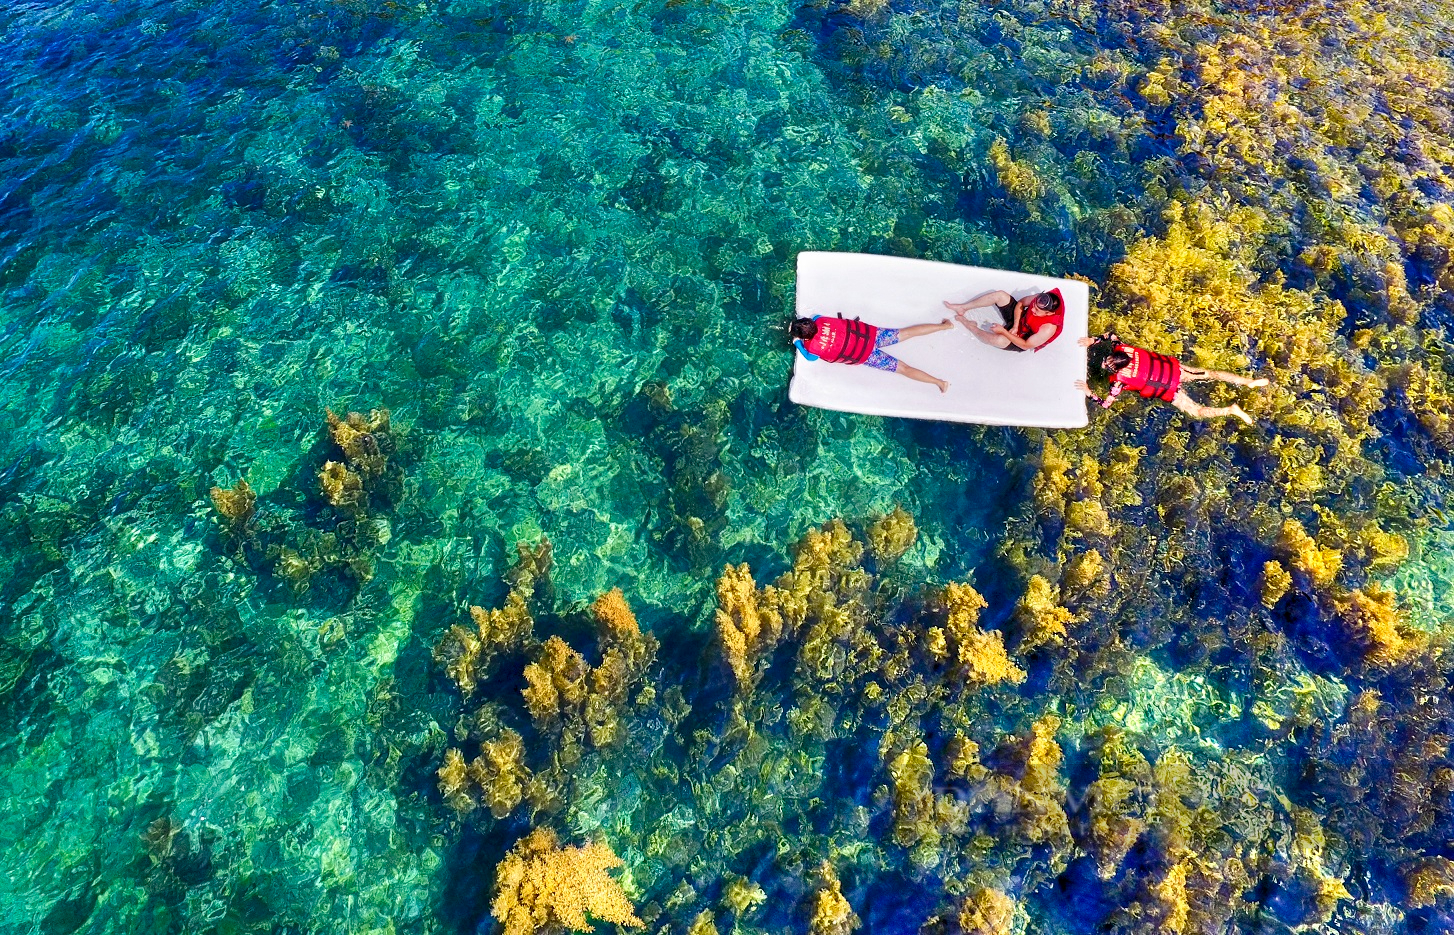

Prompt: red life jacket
xmin=1112 ymin=345 xmax=1181 ymax=401
xmin=1016 ymin=287 xmax=1065 ymax=351
xmin=805 ymin=316 xmax=878 ymax=364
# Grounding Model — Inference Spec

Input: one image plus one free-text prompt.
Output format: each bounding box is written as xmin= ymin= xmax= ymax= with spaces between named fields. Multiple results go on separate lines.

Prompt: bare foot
xmin=944 ymin=300 xmax=973 ymax=314
xmin=1231 ymin=405 xmax=1252 ymax=426
xmin=1248 ymin=378 xmax=1270 ymax=388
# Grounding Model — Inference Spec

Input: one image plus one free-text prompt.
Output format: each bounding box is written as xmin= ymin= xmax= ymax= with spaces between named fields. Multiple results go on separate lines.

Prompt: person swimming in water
xmin=1074 ymin=333 xmax=1269 ymax=425
xmin=790 ymin=315 xmax=954 ymax=393
xmin=942 ymin=288 xmax=1064 ymax=352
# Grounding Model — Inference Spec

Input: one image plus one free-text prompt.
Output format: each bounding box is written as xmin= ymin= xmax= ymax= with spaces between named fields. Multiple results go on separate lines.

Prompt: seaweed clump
xmin=491 ymin=827 xmax=643 ymax=935
xmin=434 ymin=543 xmax=656 ymax=819
xmin=807 ymin=863 xmax=859 ymax=935
xmin=205 ymin=407 xmax=408 ymax=598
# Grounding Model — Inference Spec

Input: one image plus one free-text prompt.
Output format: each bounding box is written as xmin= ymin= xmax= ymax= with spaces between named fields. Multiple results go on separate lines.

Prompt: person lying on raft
xmin=790 ymin=316 xmax=954 ymax=393
xmin=1074 ymin=333 xmax=1269 ymax=425
xmin=943 ymin=288 xmax=1064 ymax=352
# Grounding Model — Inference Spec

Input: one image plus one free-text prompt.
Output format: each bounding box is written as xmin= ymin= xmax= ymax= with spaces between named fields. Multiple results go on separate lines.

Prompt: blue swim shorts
xmin=863 ymin=328 xmax=901 ymax=372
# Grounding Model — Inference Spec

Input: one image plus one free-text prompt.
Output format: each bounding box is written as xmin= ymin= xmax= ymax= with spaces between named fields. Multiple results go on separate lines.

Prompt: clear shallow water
xmin=3 ymin=0 xmax=1454 ymax=933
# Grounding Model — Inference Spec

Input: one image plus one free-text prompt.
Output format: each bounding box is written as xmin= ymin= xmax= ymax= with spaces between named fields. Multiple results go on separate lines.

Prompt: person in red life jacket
xmin=942 ymin=288 xmax=1064 ymax=352
xmin=1074 ymin=333 xmax=1269 ymax=425
xmin=790 ymin=315 xmax=954 ymax=393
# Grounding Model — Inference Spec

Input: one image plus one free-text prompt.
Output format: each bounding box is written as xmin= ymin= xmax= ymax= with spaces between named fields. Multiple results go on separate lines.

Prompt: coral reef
xmin=1332 ymin=584 xmax=1415 ymax=668
xmin=934 ymin=582 xmax=1025 ymax=687
xmin=435 ymin=590 xmax=536 ymax=696
xmin=867 ymin=505 xmax=918 ymax=564
xmin=522 ymin=636 xmax=590 ymax=730
xmin=469 ymin=729 xmax=532 ymax=818
xmin=1403 ymin=857 xmax=1454 ymax=909
xmin=491 ymin=827 xmax=643 ymax=935
xmin=208 ymin=479 xmax=255 ymax=527
xmin=1010 ymin=576 xmax=1071 ymax=652
xmin=720 ymin=876 xmax=765 ymax=917
xmin=956 ymin=888 xmax=1017 ymax=935
xmin=325 ymin=407 xmax=396 ymax=488
xmin=807 ymin=863 xmax=858 ymax=935
xmin=714 ymin=562 xmax=785 ymax=690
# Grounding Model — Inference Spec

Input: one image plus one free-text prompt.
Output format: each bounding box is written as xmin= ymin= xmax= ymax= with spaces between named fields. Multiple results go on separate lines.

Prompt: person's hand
xmin=1074 ymin=379 xmax=1089 ymax=391
xmin=1076 ymin=336 xmax=1095 ymax=348
xmin=990 ymin=323 xmax=1009 ymax=335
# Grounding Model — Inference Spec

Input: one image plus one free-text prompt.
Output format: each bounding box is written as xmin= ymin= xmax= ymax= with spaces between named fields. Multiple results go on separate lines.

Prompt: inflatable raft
xmin=788 ymin=252 xmax=1090 ymax=429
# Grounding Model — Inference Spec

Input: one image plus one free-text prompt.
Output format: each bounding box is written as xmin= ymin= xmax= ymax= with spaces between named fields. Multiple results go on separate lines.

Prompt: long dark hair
xmin=1102 ymin=348 xmax=1132 ymax=371
xmin=1086 ymin=333 xmax=1126 ymax=374
xmin=789 ymin=317 xmax=818 ymax=340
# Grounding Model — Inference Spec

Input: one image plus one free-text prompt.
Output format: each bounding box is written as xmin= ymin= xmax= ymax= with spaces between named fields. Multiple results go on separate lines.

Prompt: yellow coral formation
xmin=1059 ymin=550 xmax=1107 ymax=601
xmin=807 ymin=863 xmax=859 ymax=935
xmin=988 ymin=137 xmax=1044 ymax=204
xmin=326 ymin=407 xmax=392 ymax=481
xmin=468 ymin=729 xmax=532 ymax=818
xmin=491 ymin=827 xmax=643 ymax=935
xmin=438 ymin=747 xmax=474 ymax=814
xmin=319 ymin=460 xmax=364 ymax=511
xmin=1403 ymin=856 xmax=1454 ymax=909
xmin=472 ymin=590 xmax=536 ymax=653
xmin=940 ymin=582 xmax=1025 ymax=686
xmin=436 ymin=588 xmax=536 ymax=696
xmin=523 ymin=636 xmax=589 ymax=727
xmin=886 ymin=740 xmax=938 ymax=851
xmin=1260 ymin=560 xmax=1292 ymax=608
xmin=1276 ymin=519 xmax=1342 ymax=589
xmin=1333 ymin=584 xmax=1413 ymax=667
xmin=592 ymin=587 xmax=657 ymax=677
xmin=1288 ymin=807 xmax=1352 ymax=923
xmin=1358 ymin=523 xmax=1410 ymax=571
xmin=1011 ymin=575 xmax=1071 ymax=651
xmin=714 ymin=563 xmax=785 ymax=690
xmin=208 ymin=479 xmax=255 ymax=525
xmin=867 ymin=505 xmax=917 ymax=563
xmin=1152 ymin=861 xmax=1189 ymax=934
xmin=686 ymin=910 xmax=719 ymax=935
xmin=1082 ymin=775 xmax=1145 ymax=880
xmin=956 ymin=887 xmax=1016 ymax=935
xmin=437 ymin=624 xmax=484 ymax=695
xmin=720 ymin=876 xmax=766 ymax=917
xmin=585 ymin=588 xmax=657 ymax=748
xmin=1034 ymin=437 xmax=1074 ymax=512
xmin=976 ymin=714 xmax=1072 ymax=856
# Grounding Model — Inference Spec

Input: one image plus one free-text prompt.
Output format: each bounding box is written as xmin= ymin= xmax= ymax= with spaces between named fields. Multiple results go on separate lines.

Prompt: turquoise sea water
xmin=4 ymin=0 xmax=1454 ymax=932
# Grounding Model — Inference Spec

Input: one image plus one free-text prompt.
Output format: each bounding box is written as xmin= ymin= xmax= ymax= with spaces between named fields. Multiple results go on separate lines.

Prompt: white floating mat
xmin=789 ymin=252 xmax=1090 ymax=429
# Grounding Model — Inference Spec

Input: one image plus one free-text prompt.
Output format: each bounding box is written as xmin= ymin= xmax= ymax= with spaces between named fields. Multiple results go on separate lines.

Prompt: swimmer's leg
xmin=955 ymin=315 xmax=1012 ymax=349
xmin=895 ymin=318 xmax=955 ymax=341
xmin=1181 ymin=366 xmax=1270 ymax=388
xmin=1170 ymin=389 xmax=1252 ymax=425
xmin=894 ymin=360 xmax=950 ymax=394
xmin=866 ymin=350 xmax=948 ymax=393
